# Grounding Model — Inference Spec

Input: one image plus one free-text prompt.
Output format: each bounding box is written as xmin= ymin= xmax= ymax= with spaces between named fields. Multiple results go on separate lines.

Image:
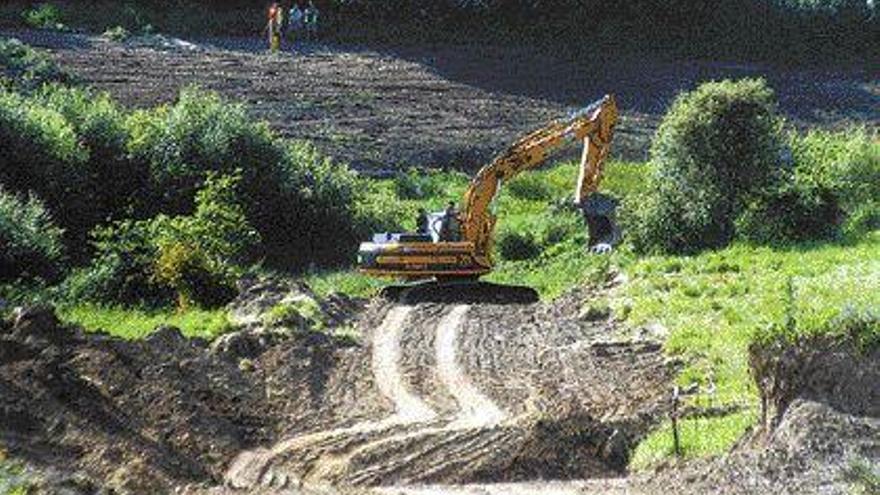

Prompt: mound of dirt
xmin=0 ymin=299 xmax=374 ymax=494
xmin=1 ymin=282 xmax=674 ymax=494
xmin=640 ymin=336 xmax=880 ymax=495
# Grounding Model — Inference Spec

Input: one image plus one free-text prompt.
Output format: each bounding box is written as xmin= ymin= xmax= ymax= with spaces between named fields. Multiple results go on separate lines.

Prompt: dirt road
xmin=4 ymin=29 xmax=876 ymax=170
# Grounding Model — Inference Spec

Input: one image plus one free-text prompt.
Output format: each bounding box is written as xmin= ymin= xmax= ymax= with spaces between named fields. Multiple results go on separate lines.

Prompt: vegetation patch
xmin=620 ymin=232 xmax=880 ymax=468
xmin=630 ymin=410 xmax=757 ymax=469
xmin=59 ymin=304 xmax=232 ymax=340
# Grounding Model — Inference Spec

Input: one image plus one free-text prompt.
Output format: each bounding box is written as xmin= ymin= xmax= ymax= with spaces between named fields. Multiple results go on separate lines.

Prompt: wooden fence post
xmin=672 ymin=385 xmax=681 ymax=457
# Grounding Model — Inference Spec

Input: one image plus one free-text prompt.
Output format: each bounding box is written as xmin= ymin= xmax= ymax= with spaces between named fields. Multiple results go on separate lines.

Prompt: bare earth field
xmin=3 ymin=28 xmax=877 ymax=171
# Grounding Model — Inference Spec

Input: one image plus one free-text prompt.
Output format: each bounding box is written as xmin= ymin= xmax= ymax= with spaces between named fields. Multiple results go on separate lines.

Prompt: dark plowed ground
xmin=4 ymin=28 xmax=877 ymax=170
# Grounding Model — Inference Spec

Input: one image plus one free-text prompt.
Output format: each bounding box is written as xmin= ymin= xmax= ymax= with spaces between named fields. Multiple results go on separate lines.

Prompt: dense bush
xmin=66 ymin=174 xmax=258 ymax=308
xmin=631 ymin=79 xmax=785 ymax=254
xmin=127 ymin=88 xmax=362 ymax=267
xmin=0 ymin=37 xmax=73 ymax=91
xmin=22 ymin=3 xmax=64 ymax=30
xmin=496 ymin=229 xmax=541 ymax=261
xmin=63 ymin=218 xmax=172 ymax=308
xmin=791 ymin=128 xmax=880 ymax=236
xmin=0 ymin=85 xmax=141 ymax=259
xmin=0 ymin=188 xmax=64 ymax=281
xmin=735 ymin=182 xmax=840 ymax=245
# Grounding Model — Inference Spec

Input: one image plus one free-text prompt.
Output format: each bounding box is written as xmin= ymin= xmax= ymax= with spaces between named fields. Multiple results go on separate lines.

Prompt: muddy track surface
xmin=4 ymin=29 xmax=877 ymax=171
xmin=206 ymin=287 xmax=672 ymax=494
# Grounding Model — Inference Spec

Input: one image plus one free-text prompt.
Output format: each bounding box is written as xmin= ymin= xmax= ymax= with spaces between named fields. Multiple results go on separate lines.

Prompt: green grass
xmin=845 ymin=459 xmax=880 ymax=495
xmin=58 ymin=304 xmax=232 ymax=340
xmin=0 ymin=454 xmax=30 ymax=495
xmin=630 ymin=410 xmax=758 ymax=469
xmin=620 ymin=232 xmax=880 ymax=468
xmin=304 ymin=269 xmax=389 ymax=299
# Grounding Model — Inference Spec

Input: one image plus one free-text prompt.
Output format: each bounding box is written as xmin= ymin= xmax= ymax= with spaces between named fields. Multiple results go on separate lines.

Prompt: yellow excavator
xmin=357 ymin=95 xmax=619 ymax=284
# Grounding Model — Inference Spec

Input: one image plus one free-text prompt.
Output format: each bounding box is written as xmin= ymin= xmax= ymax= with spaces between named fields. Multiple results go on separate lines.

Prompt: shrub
xmin=34 ymin=85 xmax=144 ymax=250
xmin=22 ymin=3 xmax=65 ymax=30
xmin=735 ymin=182 xmax=840 ymax=245
xmin=151 ymin=173 xmax=259 ymax=307
xmin=126 ymin=88 xmax=361 ymax=267
xmin=791 ymin=128 xmax=880 ymax=237
xmin=631 ymin=79 xmax=784 ymax=254
xmin=67 ymin=174 xmax=258 ymax=308
xmin=497 ymin=230 xmax=541 ymax=261
xmin=0 ymin=89 xmax=92 ymax=247
xmin=63 ymin=218 xmax=169 ymax=307
xmin=0 ymin=37 xmax=73 ymax=91
xmin=0 ymin=188 xmax=64 ymax=281
xmin=0 ymin=85 xmax=142 ymax=260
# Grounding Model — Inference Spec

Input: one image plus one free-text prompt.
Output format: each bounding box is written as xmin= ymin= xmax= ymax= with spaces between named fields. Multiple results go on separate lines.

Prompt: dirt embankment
xmin=1 ymin=281 xmax=674 ymax=494
xmin=2 ymin=279 xmax=877 ymax=495
xmin=3 ymin=29 xmax=876 ymax=171
xmin=640 ymin=336 xmax=880 ymax=495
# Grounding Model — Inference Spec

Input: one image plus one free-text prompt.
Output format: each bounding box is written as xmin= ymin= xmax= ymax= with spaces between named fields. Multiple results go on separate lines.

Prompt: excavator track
xmin=380 ymin=281 xmax=539 ymax=305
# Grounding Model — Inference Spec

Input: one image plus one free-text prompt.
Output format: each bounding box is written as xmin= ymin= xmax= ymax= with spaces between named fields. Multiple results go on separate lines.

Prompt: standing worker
xmin=439 ymin=201 xmax=460 ymax=241
xmin=288 ymin=1 xmax=304 ymax=42
xmin=265 ymin=2 xmax=283 ymax=52
xmin=304 ymin=1 xmax=319 ymax=40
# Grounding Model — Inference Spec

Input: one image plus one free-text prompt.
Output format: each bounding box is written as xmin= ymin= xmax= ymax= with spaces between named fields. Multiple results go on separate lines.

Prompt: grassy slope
xmin=58 ymin=304 xmax=232 ymax=340
xmin=310 ymin=158 xmax=880 ymax=467
xmin=626 ymin=232 xmax=880 ymax=467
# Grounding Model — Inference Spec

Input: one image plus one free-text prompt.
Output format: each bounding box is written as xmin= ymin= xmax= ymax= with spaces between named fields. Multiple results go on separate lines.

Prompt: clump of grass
xmin=58 ymin=304 xmax=232 ymax=340
xmin=263 ymin=296 xmax=324 ymax=330
xmin=0 ymin=453 xmax=31 ymax=495
xmin=845 ymin=458 xmax=880 ymax=495
xmin=630 ymin=410 xmax=757 ymax=469
xmin=304 ymin=269 xmax=388 ymax=299
xmin=102 ymin=25 xmax=131 ymax=42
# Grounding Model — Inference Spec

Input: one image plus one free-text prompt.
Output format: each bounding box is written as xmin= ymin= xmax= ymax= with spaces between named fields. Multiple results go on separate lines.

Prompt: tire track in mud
xmin=225 ymin=302 xmax=439 ymax=489
xmin=435 ymin=305 xmax=505 ymax=428
xmin=224 ymin=302 xmax=512 ymax=490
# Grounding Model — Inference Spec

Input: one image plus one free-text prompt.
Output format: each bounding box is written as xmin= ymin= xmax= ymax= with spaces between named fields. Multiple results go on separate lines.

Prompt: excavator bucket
xmin=582 ymin=193 xmax=621 ymax=250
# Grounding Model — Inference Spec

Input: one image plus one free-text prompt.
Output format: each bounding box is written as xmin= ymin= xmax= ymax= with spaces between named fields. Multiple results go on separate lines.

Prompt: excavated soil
xmin=2 ymin=29 xmax=877 ymax=171
xmin=0 ymin=283 xmax=673 ymax=494
xmin=2 ymin=283 xmax=877 ymax=495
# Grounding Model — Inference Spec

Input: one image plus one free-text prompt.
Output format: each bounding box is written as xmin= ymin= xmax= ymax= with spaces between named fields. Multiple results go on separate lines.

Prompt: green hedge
xmin=1 ymin=82 xmax=373 ymax=271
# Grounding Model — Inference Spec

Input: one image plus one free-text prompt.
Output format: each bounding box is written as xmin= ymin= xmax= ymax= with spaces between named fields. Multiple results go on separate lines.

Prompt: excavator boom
xmin=358 ymin=95 xmax=618 ymax=280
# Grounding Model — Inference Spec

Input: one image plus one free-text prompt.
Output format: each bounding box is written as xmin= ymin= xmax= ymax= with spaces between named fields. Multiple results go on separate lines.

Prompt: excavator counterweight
xmin=357 ymin=95 xmax=619 ymax=283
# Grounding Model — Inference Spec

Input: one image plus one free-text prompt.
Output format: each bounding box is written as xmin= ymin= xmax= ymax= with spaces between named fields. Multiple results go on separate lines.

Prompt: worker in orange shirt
xmin=265 ymin=3 xmax=283 ymax=52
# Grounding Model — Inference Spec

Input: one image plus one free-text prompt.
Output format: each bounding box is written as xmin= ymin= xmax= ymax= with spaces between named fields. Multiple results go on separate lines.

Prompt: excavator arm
xmin=460 ymin=95 xmax=619 ymax=267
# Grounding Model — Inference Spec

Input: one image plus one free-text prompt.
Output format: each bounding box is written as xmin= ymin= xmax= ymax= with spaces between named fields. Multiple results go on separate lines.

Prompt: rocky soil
xmin=3 ymin=29 xmax=876 ymax=171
